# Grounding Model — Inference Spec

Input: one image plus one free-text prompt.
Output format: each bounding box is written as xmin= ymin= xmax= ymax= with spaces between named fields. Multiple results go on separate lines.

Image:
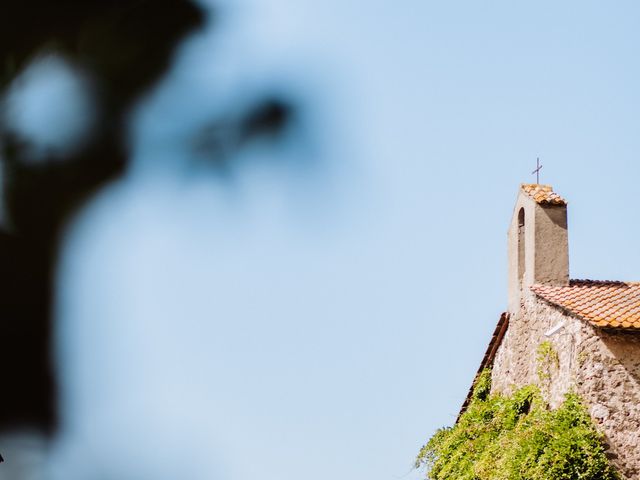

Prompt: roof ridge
xmin=530 ymin=279 xmax=640 ymax=286
xmin=570 ymin=279 xmax=640 ymax=286
xmin=520 ymin=184 xmax=567 ymax=206
xmin=521 ymin=182 xmax=553 ymax=188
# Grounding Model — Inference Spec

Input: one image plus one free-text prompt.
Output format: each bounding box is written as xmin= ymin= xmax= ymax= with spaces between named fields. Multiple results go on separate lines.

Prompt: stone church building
xmin=462 ymin=184 xmax=640 ymax=479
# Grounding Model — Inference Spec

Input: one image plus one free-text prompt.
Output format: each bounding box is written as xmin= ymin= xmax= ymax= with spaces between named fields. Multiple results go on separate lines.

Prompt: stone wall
xmin=578 ymin=330 xmax=640 ymax=479
xmin=491 ymin=292 xmax=640 ymax=479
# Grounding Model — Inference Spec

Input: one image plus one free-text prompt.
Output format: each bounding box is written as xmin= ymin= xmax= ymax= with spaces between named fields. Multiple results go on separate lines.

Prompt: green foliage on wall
xmin=415 ymin=370 xmax=619 ymax=480
xmin=536 ymin=340 xmax=559 ymax=382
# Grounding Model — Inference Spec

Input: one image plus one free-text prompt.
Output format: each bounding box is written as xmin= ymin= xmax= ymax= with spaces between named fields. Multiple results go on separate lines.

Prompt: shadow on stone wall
xmin=599 ymin=331 xmax=640 ymax=388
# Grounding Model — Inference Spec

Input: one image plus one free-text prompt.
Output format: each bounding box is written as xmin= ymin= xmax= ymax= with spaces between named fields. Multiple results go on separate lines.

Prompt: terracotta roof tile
xmin=520 ymin=184 xmax=567 ymax=206
xmin=532 ymin=280 xmax=640 ymax=330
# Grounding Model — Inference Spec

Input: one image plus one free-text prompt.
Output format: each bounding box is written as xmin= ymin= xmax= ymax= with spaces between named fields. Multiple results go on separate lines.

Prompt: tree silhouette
xmin=0 ymin=0 xmax=293 ymax=435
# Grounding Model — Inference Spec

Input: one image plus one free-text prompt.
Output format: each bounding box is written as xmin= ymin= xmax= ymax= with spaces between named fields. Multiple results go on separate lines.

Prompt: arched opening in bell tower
xmin=518 ymin=207 xmax=525 ymax=282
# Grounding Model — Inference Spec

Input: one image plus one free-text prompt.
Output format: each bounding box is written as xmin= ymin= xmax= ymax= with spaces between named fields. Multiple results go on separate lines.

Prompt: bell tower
xmin=508 ymin=184 xmax=569 ymax=313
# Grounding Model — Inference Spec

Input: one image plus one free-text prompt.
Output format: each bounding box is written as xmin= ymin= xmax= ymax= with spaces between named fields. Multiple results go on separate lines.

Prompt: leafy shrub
xmin=415 ymin=370 xmax=619 ymax=480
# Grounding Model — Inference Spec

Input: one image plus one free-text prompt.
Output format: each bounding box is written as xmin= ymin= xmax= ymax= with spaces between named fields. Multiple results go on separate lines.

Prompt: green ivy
xmin=415 ymin=370 xmax=619 ymax=480
xmin=536 ymin=341 xmax=559 ymax=383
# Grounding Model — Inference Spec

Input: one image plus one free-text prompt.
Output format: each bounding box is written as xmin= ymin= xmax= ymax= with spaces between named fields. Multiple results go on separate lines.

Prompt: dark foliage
xmin=0 ymin=1 xmax=294 ymax=434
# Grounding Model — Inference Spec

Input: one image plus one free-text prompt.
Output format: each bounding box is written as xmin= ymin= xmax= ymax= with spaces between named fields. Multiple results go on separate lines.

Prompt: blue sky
xmin=35 ymin=1 xmax=640 ymax=479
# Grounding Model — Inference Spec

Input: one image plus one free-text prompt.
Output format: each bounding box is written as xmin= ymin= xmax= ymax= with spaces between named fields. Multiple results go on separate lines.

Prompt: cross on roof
xmin=531 ymin=157 xmax=542 ymax=184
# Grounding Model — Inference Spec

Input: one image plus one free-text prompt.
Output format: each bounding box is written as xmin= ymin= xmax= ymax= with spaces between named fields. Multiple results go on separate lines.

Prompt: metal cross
xmin=531 ymin=157 xmax=542 ymax=184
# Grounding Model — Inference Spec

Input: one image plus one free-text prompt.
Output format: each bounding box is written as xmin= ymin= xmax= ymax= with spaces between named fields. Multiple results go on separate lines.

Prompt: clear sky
xmin=42 ymin=1 xmax=640 ymax=479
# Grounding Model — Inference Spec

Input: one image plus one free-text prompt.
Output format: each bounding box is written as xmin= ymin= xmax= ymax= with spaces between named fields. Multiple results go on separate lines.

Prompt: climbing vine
xmin=415 ymin=369 xmax=619 ymax=480
xmin=536 ymin=340 xmax=559 ymax=383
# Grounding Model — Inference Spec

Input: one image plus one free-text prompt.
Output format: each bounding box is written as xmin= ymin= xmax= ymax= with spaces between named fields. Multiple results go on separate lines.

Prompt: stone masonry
xmin=492 ymin=291 xmax=640 ymax=479
xmin=481 ymin=184 xmax=640 ymax=479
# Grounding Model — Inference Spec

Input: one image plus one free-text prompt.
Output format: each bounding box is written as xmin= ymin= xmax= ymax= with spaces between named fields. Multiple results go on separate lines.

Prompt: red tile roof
xmin=532 ymin=280 xmax=640 ymax=330
xmin=521 ymin=184 xmax=567 ymax=206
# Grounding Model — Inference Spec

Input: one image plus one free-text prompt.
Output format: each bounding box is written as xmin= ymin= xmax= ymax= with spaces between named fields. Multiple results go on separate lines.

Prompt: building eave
xmin=456 ymin=312 xmax=510 ymax=422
